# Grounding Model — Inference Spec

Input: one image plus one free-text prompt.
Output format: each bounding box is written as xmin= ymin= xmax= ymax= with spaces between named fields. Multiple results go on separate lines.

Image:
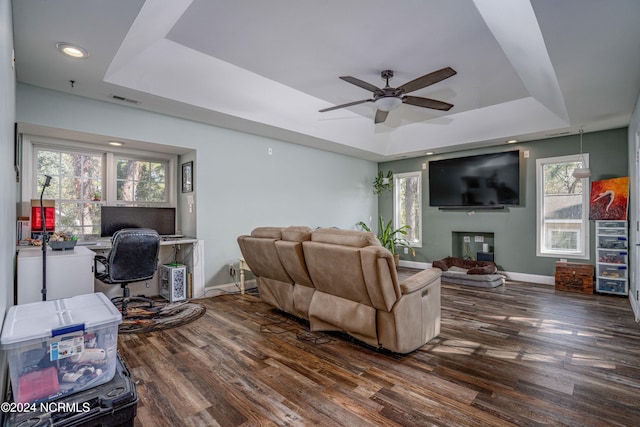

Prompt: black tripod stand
xmin=39 ymin=175 xmax=52 ymax=301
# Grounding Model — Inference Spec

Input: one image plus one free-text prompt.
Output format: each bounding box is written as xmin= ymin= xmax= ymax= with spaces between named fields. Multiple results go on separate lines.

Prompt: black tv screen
xmin=428 ymin=150 xmax=520 ymax=208
xmin=101 ymin=206 xmax=176 ymax=237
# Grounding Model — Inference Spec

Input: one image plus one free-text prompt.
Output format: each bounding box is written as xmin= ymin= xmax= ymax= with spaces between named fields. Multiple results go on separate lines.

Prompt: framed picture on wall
xmin=182 ymin=161 xmax=193 ymax=193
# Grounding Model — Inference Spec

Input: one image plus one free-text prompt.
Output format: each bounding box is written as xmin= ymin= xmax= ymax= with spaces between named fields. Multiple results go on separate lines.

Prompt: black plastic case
xmin=3 ymin=352 xmax=138 ymax=427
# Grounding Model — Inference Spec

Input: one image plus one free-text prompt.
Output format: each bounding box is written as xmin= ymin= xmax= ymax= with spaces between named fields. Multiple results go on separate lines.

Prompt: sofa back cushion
xmin=237 ymin=228 xmax=292 ymax=284
xmin=251 ymin=227 xmax=284 ymax=239
xmin=303 ymin=240 xmax=372 ymax=306
xmin=276 ymin=226 xmax=314 ymax=288
xmin=311 ymin=228 xmax=379 ymax=247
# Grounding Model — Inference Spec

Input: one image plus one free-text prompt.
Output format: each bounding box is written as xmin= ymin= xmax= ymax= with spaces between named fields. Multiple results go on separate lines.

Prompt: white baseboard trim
xmin=630 ymin=293 xmax=640 ymax=322
xmin=398 ymin=260 xmax=431 ymax=269
xmin=502 ymin=271 xmax=555 ymax=285
xmin=397 ymin=260 xmax=555 ymax=285
xmin=200 ymin=279 xmax=257 ymax=298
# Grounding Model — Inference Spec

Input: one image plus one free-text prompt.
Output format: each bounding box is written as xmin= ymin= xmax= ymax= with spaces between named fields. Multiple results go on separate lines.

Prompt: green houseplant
xmin=357 ymin=216 xmax=415 ymax=265
xmin=373 ymin=170 xmax=393 ymax=195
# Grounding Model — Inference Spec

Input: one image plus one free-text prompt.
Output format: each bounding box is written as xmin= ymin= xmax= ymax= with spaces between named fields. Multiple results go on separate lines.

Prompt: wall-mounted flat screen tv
xmin=428 ymin=150 xmax=520 ymax=208
xmin=101 ymin=206 xmax=176 ymax=237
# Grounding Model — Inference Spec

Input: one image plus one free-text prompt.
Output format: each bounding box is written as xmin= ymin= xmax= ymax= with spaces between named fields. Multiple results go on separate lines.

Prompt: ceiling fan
xmin=319 ymin=67 xmax=456 ymax=124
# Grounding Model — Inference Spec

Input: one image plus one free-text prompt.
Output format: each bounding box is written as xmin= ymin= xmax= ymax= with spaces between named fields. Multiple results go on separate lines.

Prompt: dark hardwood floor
xmin=119 ymin=271 xmax=640 ymax=426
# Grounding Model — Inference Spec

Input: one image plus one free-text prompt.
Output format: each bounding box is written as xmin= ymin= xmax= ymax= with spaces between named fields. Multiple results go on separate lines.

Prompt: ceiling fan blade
xmin=319 ymin=98 xmax=373 ymax=112
xmin=403 ymin=96 xmax=453 ymax=111
xmin=374 ymin=110 xmax=389 ymax=124
xmin=397 ymin=67 xmax=457 ymax=94
xmin=339 ymin=76 xmax=384 ymax=95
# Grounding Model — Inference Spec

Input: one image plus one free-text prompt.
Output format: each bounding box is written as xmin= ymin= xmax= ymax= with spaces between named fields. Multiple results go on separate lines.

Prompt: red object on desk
xmin=31 ymin=206 xmax=55 ymax=232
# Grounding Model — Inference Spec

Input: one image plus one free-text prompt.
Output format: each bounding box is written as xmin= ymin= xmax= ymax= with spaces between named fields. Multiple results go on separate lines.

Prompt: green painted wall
xmin=379 ymin=127 xmax=628 ymax=277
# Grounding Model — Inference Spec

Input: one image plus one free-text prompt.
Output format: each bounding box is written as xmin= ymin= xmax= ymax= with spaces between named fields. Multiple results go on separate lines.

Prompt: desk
xmin=89 ymin=237 xmax=205 ymax=300
xmin=16 ymin=245 xmax=95 ymax=304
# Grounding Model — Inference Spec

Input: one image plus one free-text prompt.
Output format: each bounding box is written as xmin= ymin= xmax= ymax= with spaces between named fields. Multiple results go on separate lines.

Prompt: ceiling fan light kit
xmin=374 ymin=96 xmax=403 ymax=112
xmin=319 ymin=67 xmax=456 ymax=124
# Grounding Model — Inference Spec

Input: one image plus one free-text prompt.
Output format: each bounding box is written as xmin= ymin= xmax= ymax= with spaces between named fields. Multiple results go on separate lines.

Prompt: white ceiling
xmin=12 ymin=0 xmax=640 ymax=161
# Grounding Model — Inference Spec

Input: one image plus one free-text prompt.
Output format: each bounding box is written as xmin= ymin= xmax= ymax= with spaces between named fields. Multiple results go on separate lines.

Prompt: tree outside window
xmin=394 ymin=172 xmax=422 ymax=247
xmin=536 ymin=154 xmax=589 ymax=258
xmin=35 ymin=148 xmax=102 ymax=236
xmin=116 ymin=158 xmax=166 ymax=203
xmin=33 ymin=147 xmax=171 ymax=237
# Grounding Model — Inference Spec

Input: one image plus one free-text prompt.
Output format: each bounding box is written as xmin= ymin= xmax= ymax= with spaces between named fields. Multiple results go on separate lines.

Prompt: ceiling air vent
xmin=109 ymin=94 xmax=141 ymax=105
xmin=545 ymin=131 xmax=571 ymax=137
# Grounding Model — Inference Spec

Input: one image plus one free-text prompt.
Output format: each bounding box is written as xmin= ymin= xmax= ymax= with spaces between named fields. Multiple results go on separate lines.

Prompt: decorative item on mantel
xmin=373 ymin=170 xmax=393 ymax=195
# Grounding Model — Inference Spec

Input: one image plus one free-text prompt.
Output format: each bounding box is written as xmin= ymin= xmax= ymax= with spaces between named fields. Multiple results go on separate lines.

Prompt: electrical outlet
xmin=404 ymin=247 xmax=409 ymax=254
xmin=463 ymin=236 xmax=470 ymax=242
xmin=229 ymin=264 xmax=236 ymax=277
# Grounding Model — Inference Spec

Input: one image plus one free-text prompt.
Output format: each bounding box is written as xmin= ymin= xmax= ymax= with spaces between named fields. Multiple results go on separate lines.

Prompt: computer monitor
xmin=100 ymin=206 xmax=176 ymax=237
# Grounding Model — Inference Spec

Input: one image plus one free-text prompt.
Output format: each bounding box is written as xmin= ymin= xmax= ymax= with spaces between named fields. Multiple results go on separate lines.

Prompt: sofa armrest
xmin=399 ymin=268 xmax=442 ymax=294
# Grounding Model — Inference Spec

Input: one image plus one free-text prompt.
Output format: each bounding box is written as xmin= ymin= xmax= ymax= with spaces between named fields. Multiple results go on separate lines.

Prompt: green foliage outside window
xmin=116 ymin=159 xmax=166 ymax=202
xmin=35 ymin=148 xmax=169 ymax=237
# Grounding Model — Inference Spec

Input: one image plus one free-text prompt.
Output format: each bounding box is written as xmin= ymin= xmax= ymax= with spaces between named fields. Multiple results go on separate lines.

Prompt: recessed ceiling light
xmin=425 ymin=151 xmax=434 ymax=155
xmin=507 ymin=139 xmax=518 ymax=144
xmin=108 ymin=141 xmax=123 ymax=146
xmin=56 ymin=42 xmax=88 ymax=59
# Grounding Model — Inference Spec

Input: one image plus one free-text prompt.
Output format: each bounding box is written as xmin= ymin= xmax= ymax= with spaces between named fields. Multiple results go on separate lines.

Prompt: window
xmin=26 ymin=137 xmax=176 ymax=237
xmin=536 ymin=154 xmax=589 ymax=258
xmin=394 ymin=171 xmax=422 ymax=247
xmin=35 ymin=147 xmax=103 ymax=235
xmin=116 ymin=157 xmax=167 ymax=203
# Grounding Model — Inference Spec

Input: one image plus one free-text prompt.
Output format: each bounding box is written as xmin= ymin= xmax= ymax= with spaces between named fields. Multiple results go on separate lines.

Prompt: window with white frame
xmin=35 ymin=147 xmax=103 ymax=236
xmin=394 ymin=171 xmax=422 ymax=247
xmin=28 ymin=139 xmax=174 ymax=237
xmin=536 ymin=154 xmax=589 ymax=258
xmin=116 ymin=157 xmax=167 ymax=203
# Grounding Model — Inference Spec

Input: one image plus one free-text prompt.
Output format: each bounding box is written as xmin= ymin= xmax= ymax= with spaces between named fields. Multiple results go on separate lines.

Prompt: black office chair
xmin=94 ymin=228 xmax=161 ymax=316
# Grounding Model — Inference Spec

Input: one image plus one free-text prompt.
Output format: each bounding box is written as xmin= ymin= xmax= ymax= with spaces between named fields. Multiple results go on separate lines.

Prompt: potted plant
xmin=357 ymin=215 xmax=415 ymax=266
xmin=92 ymin=192 xmax=101 ymax=201
xmin=373 ymin=170 xmax=393 ymax=196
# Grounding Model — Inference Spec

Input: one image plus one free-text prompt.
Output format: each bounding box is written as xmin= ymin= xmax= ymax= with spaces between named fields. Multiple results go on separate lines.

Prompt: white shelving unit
xmin=595 ymin=220 xmax=629 ymax=295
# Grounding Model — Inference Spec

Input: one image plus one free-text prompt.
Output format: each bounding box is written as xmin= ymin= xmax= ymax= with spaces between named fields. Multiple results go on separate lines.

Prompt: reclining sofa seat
xmin=238 ymin=226 xmax=442 ymax=354
xmin=236 ymin=227 xmax=294 ymax=314
xmin=237 ymin=226 xmax=314 ymax=319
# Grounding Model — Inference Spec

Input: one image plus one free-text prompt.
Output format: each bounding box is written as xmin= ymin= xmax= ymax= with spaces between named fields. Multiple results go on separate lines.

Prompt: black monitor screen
xmin=100 ymin=206 xmax=176 ymax=237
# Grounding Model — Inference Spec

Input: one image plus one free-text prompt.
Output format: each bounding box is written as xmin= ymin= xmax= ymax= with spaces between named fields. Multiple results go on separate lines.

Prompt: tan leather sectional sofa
xmin=237 ymin=226 xmax=442 ymax=354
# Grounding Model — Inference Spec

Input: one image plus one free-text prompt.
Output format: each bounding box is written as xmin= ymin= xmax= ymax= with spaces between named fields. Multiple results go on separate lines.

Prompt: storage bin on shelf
xmin=595 ymin=220 xmax=629 ymax=295
xmin=597 ymin=235 xmax=628 ymax=249
xmin=597 ymin=264 xmax=628 ymax=280
xmin=596 ymin=277 xmax=627 ymax=294
xmin=0 ymin=293 xmax=122 ymax=405
xmin=597 ymin=249 xmax=628 ymax=265
xmin=597 ymin=221 xmax=627 ymax=229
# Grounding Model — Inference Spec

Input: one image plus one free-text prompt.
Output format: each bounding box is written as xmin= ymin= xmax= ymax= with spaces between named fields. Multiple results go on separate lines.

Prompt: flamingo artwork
xmin=589 ymin=177 xmax=629 ymax=220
